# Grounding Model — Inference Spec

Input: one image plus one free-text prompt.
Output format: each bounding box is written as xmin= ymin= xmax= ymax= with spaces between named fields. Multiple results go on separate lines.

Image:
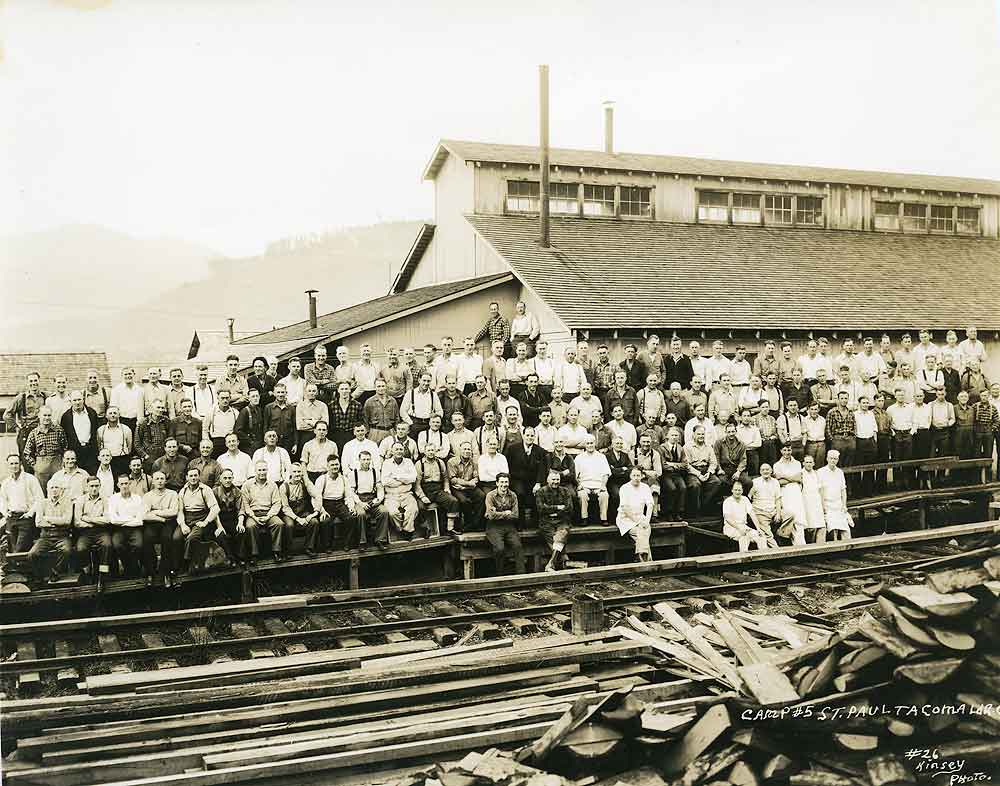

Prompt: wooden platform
xmin=451 ymin=521 xmax=687 ymax=579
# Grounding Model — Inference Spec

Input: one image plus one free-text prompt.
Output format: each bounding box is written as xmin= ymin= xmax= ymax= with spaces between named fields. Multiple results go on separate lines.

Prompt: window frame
xmin=505 ymin=180 xmax=541 ymax=214
xmin=619 ymin=185 xmax=654 ymax=219
xmin=696 ymin=189 xmax=825 ymax=228
xmin=583 ymin=184 xmax=616 ymax=217
xmin=956 ymin=206 xmax=981 ymax=236
xmin=901 ymin=202 xmax=929 ymax=233
xmin=764 ymin=194 xmax=794 ymax=226
xmin=697 ymin=190 xmax=730 ymax=224
xmin=928 ymin=204 xmax=955 ymax=234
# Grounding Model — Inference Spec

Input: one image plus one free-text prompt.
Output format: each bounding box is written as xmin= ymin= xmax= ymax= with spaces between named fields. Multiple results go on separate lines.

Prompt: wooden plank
xmin=926 ymin=566 xmax=990 ymax=594
xmin=737 ymin=663 xmax=800 ymax=706
xmin=141 ymin=634 xmax=179 ymax=669
xmin=653 ymin=603 xmax=742 ymax=691
xmin=660 ymin=704 xmax=731 ymax=775
xmin=711 ymin=614 xmax=765 ymax=667
xmin=85 ymin=641 xmax=435 ymax=694
xmin=97 ymin=634 xmax=131 ymax=674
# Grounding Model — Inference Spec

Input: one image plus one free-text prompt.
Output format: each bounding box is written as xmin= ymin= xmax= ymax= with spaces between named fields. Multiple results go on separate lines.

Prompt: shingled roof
xmin=235 ymin=273 xmax=513 ymax=348
xmin=0 ymin=353 xmax=111 ymax=397
xmin=426 ymin=140 xmax=1000 ymax=196
xmin=466 ymin=214 xmax=1000 ymax=331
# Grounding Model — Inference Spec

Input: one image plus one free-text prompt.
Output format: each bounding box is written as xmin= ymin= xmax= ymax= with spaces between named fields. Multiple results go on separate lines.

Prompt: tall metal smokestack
xmin=539 ymin=64 xmax=550 ymax=249
xmin=603 ymin=100 xmax=615 ymax=154
xmin=305 ymin=289 xmax=318 ymax=329
xmin=226 ymin=318 xmax=235 ymax=344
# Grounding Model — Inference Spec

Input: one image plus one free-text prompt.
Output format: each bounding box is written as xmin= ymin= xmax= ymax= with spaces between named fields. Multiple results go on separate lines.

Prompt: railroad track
xmin=1 ymin=520 xmax=995 ymax=700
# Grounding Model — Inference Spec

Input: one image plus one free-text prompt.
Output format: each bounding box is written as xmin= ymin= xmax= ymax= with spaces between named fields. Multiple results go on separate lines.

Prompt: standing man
xmin=705 ymin=340 xmax=733 ymax=389
xmin=60 ymin=390 xmax=99 ymax=473
xmin=279 ymin=357 xmax=306 ymax=405
xmin=484 ymin=473 xmax=525 ymax=574
xmin=142 ymin=368 xmax=168 ymax=418
xmin=190 ymin=365 xmax=217 ymax=420
xmin=23 ymin=407 xmax=67 ymax=493
xmin=380 ymin=347 xmax=410 ymax=403
xmin=825 ymin=391 xmax=857 ymax=468
xmin=45 ymin=375 xmax=72 ymax=422
xmin=295 ymin=383 xmax=329 ymax=450
xmin=504 ymin=425 xmax=544 ymax=526
xmin=49 ymin=450 xmax=89 ymax=500
xmin=853 ymin=396 xmax=879 ymax=496
xmin=591 ymin=344 xmax=617 ymax=405
xmin=776 ymin=399 xmax=807 ymax=462
xmin=606 ymin=370 xmax=638 ymax=426
xmin=165 ymin=368 xmax=189 ymax=419
xmin=637 ymin=335 xmax=665 ymax=389
xmin=438 ymin=376 xmax=471 ymax=435
xmin=475 ymin=301 xmax=511 ymax=356
xmin=83 ymin=369 xmax=110 ymax=425
xmin=169 ymin=398 xmax=202 ymax=459
xmin=342 ymin=423 xmax=384 ymax=471
xmin=456 ymin=337 xmax=484 ymax=394
xmin=152 ymin=438 xmax=189 ymax=492
xmin=247 ymin=357 xmax=276 ymax=408
xmin=234 ymin=388 xmax=265 ymax=455
xmin=264 ymin=382 xmax=297 ymax=456
xmin=1 ymin=454 xmax=44 ymax=553
xmin=329 ymin=381 xmax=365 ymax=456
xmin=352 ymin=344 xmax=380 ymax=404
xmin=929 ymin=386 xmax=956 ymax=458
xmin=188 ymin=439 xmax=222 ymax=488
xmin=216 ymin=355 xmax=249 ymax=410
xmin=97 ymin=406 xmax=133 ymax=478
xmin=664 ymin=337 xmax=694 ymax=390
xmin=400 ymin=372 xmax=442 ymax=441
xmin=619 ymin=344 xmax=647 ymax=391
xmin=300 ymin=421 xmax=337 ymax=483
xmin=959 ymin=326 xmax=988 ymax=371
xmin=304 ymin=346 xmax=337 ymax=405
xmin=110 ymin=368 xmax=145 ymax=434
xmin=363 ymin=378 xmax=399 ymax=446
xmin=136 ymin=399 xmax=171 ymax=471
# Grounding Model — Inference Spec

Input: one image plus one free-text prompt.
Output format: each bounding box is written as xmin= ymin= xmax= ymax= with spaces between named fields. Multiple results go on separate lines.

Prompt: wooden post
xmin=572 ymin=593 xmax=605 ymax=635
xmin=240 ymin=569 xmax=255 ymax=603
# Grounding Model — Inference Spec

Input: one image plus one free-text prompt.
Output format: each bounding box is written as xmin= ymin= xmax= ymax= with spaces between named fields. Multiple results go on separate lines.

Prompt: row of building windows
xmin=873 ymin=202 xmax=980 ymax=234
xmin=506 ymin=181 xmax=653 ymax=218
xmin=506 ymin=181 xmax=984 ymax=236
xmin=697 ymin=191 xmax=825 ymax=227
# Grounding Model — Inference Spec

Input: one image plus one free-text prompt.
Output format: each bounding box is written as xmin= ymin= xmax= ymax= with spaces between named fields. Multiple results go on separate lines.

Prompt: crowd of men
xmin=2 ymin=304 xmax=998 ymax=584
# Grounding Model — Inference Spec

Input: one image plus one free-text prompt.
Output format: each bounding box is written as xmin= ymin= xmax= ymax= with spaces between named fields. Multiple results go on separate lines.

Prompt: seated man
xmin=659 ymin=428 xmax=687 ymax=521
xmin=483 ymin=472 xmax=525 ymax=575
xmin=142 ymin=470 xmax=181 ymax=587
xmin=346 ymin=450 xmax=388 ymax=549
xmin=29 ymin=478 xmax=74 ymax=583
xmin=575 ymin=436 xmax=611 ymax=523
xmin=213 ymin=468 xmax=249 ymax=566
xmin=252 ymin=429 xmax=292 ymax=484
xmin=447 ymin=440 xmax=484 ymax=533
xmin=617 ymin=466 xmax=655 ymax=561
xmin=504 ymin=425 xmax=545 ymax=526
xmin=49 ymin=449 xmax=89 ymax=501
xmin=714 ymin=422 xmax=751 ymax=492
xmin=605 ymin=435 xmax=633 ymax=523
xmin=300 ymin=421 xmax=338 ymax=483
xmin=74 ymin=475 xmax=112 ymax=588
xmin=108 ymin=472 xmax=145 ymax=576
xmin=447 ymin=412 xmax=479 ymax=461
xmin=535 ymin=468 xmax=575 ymax=572
xmin=379 ymin=442 xmax=420 ymax=540
xmin=177 ymin=466 xmax=222 ymax=571
xmin=312 ymin=456 xmax=362 ymax=551
xmin=684 ymin=424 xmax=724 ymax=514
xmin=95 ymin=449 xmax=116 ymax=499
xmin=278 ymin=463 xmax=320 ymax=557
xmin=634 ymin=434 xmax=662 ymax=517
xmin=415 ymin=442 xmax=460 ymax=535
xmin=723 ymin=479 xmax=770 ymax=552
xmin=477 ymin=435 xmax=510 ymax=496
xmin=217 ymin=433 xmax=254 ymax=488
xmin=380 ymin=420 xmax=419 ymax=461
xmin=1 ymin=453 xmax=44 ymax=554
xmin=239 ymin=460 xmax=285 ymax=562
xmin=747 ymin=464 xmax=782 ymax=549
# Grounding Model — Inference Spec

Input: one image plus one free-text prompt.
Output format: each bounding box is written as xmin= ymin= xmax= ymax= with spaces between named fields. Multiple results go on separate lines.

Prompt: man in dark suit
xmin=60 ymin=390 xmax=100 ymax=473
xmin=504 ymin=426 xmax=546 ymax=525
xmin=604 ymin=434 xmax=634 ymax=523
xmin=664 ymin=337 xmax=695 ymax=390
xmin=519 ymin=374 xmax=548 ymax=429
xmin=619 ymin=344 xmax=648 ymax=391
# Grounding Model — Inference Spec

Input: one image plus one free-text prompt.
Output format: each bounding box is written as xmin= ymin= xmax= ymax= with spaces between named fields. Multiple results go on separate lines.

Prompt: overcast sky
xmin=4 ymin=0 xmax=1000 ymax=257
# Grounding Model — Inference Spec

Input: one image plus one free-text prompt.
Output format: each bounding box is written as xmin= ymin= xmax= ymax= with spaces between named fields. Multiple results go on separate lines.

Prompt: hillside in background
xmin=2 ymin=221 xmax=426 ymax=358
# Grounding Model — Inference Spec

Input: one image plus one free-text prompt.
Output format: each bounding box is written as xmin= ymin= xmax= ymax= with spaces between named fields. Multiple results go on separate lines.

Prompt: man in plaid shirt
xmin=825 ymin=391 xmax=858 ymax=467
xmin=474 ymin=301 xmax=511 ymax=355
xmin=23 ymin=407 xmax=67 ymax=494
xmin=971 ymin=384 xmax=1000 ymax=465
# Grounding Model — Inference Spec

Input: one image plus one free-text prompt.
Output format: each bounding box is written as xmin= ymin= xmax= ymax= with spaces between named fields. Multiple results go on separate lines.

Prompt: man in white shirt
xmin=606 ymin=405 xmax=638 ymax=456
xmin=857 ymin=337 xmax=888 ymax=383
xmin=929 ymin=386 xmax=956 ymax=458
xmin=617 ymin=466 xmax=655 ymax=560
xmin=558 ymin=347 xmax=587 ymax=398
xmin=570 ymin=384 xmax=604 ymax=429
xmin=203 ymin=390 xmax=238 ymax=458
xmin=49 ymin=449 xmax=90 ymax=501
xmin=111 ymin=368 xmax=146 ymax=434
xmin=704 ymin=341 xmax=733 ymax=389
xmin=108 ymin=472 xmax=146 ymax=576
xmin=432 ymin=337 xmax=461 ymax=394
xmin=143 ymin=368 xmax=169 ymax=418
xmin=351 ymin=344 xmax=380 ymax=405
xmin=252 ymin=429 xmax=292 ymax=484
xmin=299 ymin=420 xmax=338 ymax=482
xmin=1 ymin=453 xmax=44 ymax=552
xmin=456 ymin=336 xmax=485 ymax=393
xmin=575 ymin=436 xmax=610 ymax=523
xmin=959 ymin=326 xmax=988 ymax=371
xmin=853 ymin=395 xmax=879 ymax=496
xmin=45 ymin=375 xmax=72 ymax=422
xmin=684 ymin=403 xmax=718 ymax=447
xmin=477 ymin=436 xmax=510 ymax=494
xmin=279 ymin=357 xmax=307 ymax=405
xmin=190 ymin=365 xmax=217 ymax=419
xmin=342 ymin=423 xmax=384 ymax=471
xmin=886 ymin=389 xmax=917 ymax=489
xmin=912 ymin=330 xmax=939 ymax=375
xmin=798 ymin=340 xmax=824 ymax=385
xmin=217 ymin=432 xmax=254 ymax=487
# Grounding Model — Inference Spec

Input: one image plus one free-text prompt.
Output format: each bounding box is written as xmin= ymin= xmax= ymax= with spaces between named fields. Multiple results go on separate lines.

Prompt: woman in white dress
xmin=772 ymin=443 xmax=806 ymax=545
xmin=817 ymin=449 xmax=852 ymax=541
xmin=800 ymin=454 xmax=826 ymax=543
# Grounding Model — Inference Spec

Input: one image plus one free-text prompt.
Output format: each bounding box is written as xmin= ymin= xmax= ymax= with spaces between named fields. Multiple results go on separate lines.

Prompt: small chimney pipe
xmin=603 ymin=100 xmax=615 ymax=154
xmin=226 ymin=318 xmax=235 ymax=343
xmin=539 ymin=64 xmax=550 ymax=249
xmin=305 ymin=290 xmax=319 ymax=329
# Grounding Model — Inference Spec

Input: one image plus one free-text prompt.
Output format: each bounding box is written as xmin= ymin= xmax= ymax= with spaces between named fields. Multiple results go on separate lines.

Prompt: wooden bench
xmin=451 ymin=520 xmax=686 ymax=579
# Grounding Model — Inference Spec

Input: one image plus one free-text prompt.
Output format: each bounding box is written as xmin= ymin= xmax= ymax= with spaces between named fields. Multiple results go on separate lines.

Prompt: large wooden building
xmin=237 ymin=139 xmax=1000 ymax=378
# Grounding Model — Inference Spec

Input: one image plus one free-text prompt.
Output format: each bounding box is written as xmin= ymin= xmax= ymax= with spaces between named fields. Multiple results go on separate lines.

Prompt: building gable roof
xmin=466 ymin=214 xmax=1000 ymax=331
xmin=234 ymin=273 xmax=513 ymax=349
xmin=0 ymin=352 xmax=111 ymax=397
xmin=389 ymin=222 xmax=435 ymax=294
xmin=425 ymin=139 xmax=1000 ymax=196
